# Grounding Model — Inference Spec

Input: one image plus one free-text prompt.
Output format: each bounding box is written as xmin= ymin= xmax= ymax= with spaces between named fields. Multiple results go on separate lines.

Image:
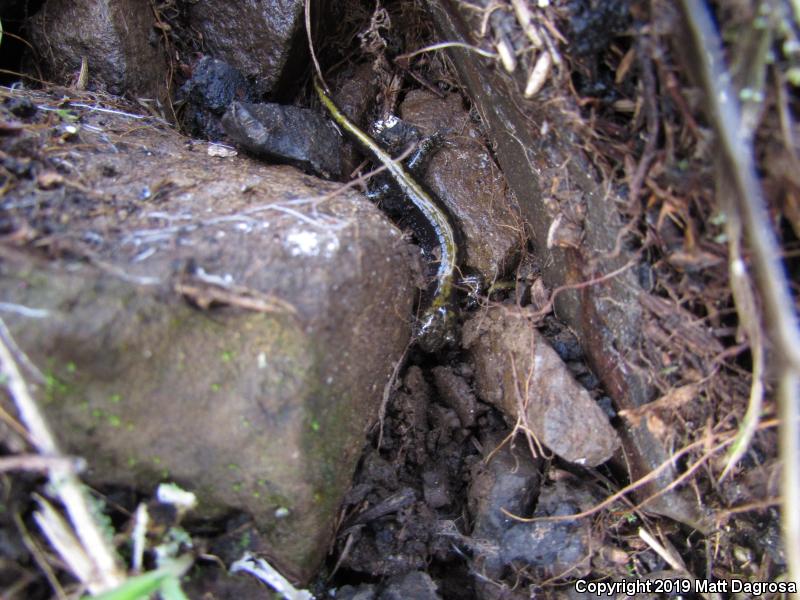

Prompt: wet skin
xmin=314 ymin=76 xmax=459 ymax=352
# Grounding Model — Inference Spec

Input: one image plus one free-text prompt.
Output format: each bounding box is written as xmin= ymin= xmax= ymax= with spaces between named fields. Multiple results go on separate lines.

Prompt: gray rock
xmin=467 ymin=434 xmax=541 ymax=578
xmin=27 ymin=0 xmax=169 ymax=102
xmin=422 ymin=468 xmax=450 ymax=509
xmin=178 ymin=57 xmax=256 ymax=141
xmin=499 ymin=478 xmax=599 ymax=579
xmin=222 ymin=101 xmax=345 ymax=177
xmin=379 ymin=571 xmax=441 ymax=600
xmin=189 ymin=0 xmax=305 ymax=95
xmin=337 ymin=584 xmax=377 ymax=600
xmin=462 ymin=306 xmax=620 ymax=466
xmin=468 ymin=435 xmax=542 ymax=543
xmin=0 ymin=88 xmax=415 ymax=583
xmin=400 ymin=91 xmax=522 ymax=281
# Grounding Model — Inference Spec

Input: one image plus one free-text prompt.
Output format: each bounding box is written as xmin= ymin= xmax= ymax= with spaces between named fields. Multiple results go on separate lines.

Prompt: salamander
xmin=313 ymin=75 xmax=458 ymax=352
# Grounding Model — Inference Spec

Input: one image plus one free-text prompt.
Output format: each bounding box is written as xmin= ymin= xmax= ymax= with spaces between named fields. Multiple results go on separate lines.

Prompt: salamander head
xmin=415 ymin=305 xmax=456 ymax=353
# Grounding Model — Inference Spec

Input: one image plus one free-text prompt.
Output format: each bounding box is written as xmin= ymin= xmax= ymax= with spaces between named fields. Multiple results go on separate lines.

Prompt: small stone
xmin=380 ymin=571 xmax=441 ymax=600
xmin=498 ymin=478 xmax=600 ymax=579
xmin=422 ymin=468 xmax=451 ymax=509
xmin=467 ymin=433 xmax=541 ymax=578
xmin=207 ymin=144 xmax=238 ymax=158
xmin=463 ymin=305 xmax=620 ymax=466
xmin=222 ymin=101 xmax=345 ymax=177
xmin=337 ymin=584 xmax=377 ymax=600
xmin=178 ymin=56 xmax=255 ymax=141
xmin=36 ymin=171 xmax=64 ymax=189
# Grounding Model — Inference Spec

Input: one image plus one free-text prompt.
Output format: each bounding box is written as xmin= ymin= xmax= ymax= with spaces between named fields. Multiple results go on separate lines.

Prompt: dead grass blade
xmin=0 ymin=317 xmax=125 ymax=593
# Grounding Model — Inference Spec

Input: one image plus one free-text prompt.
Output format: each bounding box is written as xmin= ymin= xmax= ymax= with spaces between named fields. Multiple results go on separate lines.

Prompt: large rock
xmin=462 ymin=306 xmax=620 ymax=466
xmin=0 ymin=88 xmax=415 ymax=583
xmin=189 ymin=0 xmax=305 ymax=95
xmin=27 ymin=0 xmax=169 ymax=102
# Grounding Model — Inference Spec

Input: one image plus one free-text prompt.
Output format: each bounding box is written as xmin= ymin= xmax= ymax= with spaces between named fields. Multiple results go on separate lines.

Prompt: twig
xmin=0 ymin=317 xmax=124 ymax=593
xmin=131 ymin=504 xmax=149 ymax=573
xmin=716 ymin=497 xmax=782 ymax=522
xmin=49 ymin=102 xmax=167 ymax=125
xmin=0 ymin=455 xmax=85 ymax=473
xmin=377 ymin=341 xmax=411 ymax=449
xmin=501 ymin=419 xmax=778 ymax=525
xmin=0 ymin=317 xmax=46 ymax=383
xmin=678 ymin=1 xmax=800 ymax=582
xmin=529 ymin=256 xmax=639 ymax=321
xmin=231 ymin=552 xmax=313 ymax=600
xmin=13 ymin=512 xmax=67 ymax=600
xmin=687 ymin=2 xmax=800 ymax=355
xmin=626 ymin=31 xmax=659 ymax=212
xmin=395 ymin=41 xmax=499 ymax=62
xmin=778 ymin=370 xmax=800 ymax=582
xmin=174 ymin=282 xmax=298 ymax=315
xmin=639 ymin=527 xmax=720 ymax=600
xmin=639 ymin=528 xmax=721 ymax=600
xmin=678 ymin=0 xmax=800 ymax=371
xmin=0 ymin=302 xmax=51 ymax=320
xmin=638 ymin=527 xmax=685 ymax=572
xmin=304 ymin=0 xmax=323 ymax=85
xmin=719 ymin=191 xmax=764 ymax=481
xmin=33 ymin=495 xmax=97 ymax=589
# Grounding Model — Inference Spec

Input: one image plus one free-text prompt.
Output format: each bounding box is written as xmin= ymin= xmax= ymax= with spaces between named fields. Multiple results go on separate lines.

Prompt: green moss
xmin=788 ymin=66 xmax=800 ymax=86
xmin=109 ymin=393 xmax=122 ymax=404
xmin=107 ymin=415 xmax=121 ymax=428
xmin=43 ymin=371 xmax=69 ymax=404
xmin=239 ymin=531 xmax=252 ymax=549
